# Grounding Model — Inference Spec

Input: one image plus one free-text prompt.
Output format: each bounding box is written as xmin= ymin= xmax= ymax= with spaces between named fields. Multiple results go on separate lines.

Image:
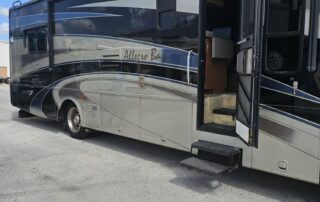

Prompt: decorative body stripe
xmin=10 ymin=12 xmax=121 ymax=29
xmin=71 ymin=0 xmax=200 ymax=14
xmin=70 ymin=0 xmax=157 ymax=10
xmin=261 ymin=75 xmax=320 ymax=104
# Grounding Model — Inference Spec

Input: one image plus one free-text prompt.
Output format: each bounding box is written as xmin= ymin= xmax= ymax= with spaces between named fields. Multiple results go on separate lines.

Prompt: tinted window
xmin=260 ymin=0 xmax=320 ymax=126
xmin=241 ymin=0 xmax=255 ymax=39
xmin=28 ymin=29 xmax=47 ymax=53
xmin=266 ymin=36 xmax=300 ymax=72
xmin=268 ymin=0 xmax=301 ymax=33
xmin=264 ymin=0 xmax=303 ymax=74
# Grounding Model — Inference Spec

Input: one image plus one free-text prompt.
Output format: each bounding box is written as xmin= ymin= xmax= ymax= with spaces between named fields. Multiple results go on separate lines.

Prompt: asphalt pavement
xmin=0 ymin=84 xmax=319 ymax=202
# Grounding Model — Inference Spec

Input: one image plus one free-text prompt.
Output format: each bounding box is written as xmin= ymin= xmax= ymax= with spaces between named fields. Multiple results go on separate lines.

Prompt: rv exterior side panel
xmin=252 ymin=108 xmax=320 ymax=184
xmin=253 ymin=131 xmax=320 ymax=184
xmin=10 ymin=0 xmax=199 ymax=151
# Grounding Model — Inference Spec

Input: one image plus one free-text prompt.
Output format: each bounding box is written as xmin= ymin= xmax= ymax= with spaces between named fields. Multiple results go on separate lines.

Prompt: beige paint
xmin=0 ymin=67 xmax=7 ymax=78
xmin=0 ymin=41 xmax=9 ymax=77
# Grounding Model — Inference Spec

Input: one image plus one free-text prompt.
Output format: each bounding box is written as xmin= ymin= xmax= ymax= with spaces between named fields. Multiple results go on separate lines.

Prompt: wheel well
xmin=58 ymin=100 xmax=75 ymax=121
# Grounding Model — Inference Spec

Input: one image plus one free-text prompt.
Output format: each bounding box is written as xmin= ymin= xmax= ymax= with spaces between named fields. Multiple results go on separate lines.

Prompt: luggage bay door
xmin=236 ymin=0 xmax=264 ymax=147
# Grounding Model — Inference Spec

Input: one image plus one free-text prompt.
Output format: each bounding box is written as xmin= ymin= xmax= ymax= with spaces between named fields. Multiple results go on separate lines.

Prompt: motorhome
xmin=9 ymin=0 xmax=320 ymax=184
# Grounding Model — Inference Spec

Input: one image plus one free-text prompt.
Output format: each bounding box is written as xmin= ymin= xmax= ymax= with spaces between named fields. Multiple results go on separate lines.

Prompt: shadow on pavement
xmin=11 ymin=112 xmax=63 ymax=134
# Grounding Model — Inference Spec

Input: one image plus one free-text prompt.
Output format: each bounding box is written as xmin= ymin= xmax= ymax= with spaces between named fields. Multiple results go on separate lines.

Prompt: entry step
xmin=205 ymin=122 xmax=236 ymax=135
xmin=181 ymin=157 xmax=234 ymax=175
xmin=213 ymin=108 xmax=236 ymax=117
xmin=192 ymin=141 xmax=241 ymax=158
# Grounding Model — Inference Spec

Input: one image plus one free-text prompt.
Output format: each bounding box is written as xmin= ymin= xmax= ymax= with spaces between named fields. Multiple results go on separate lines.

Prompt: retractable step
xmin=205 ymin=122 xmax=236 ymax=136
xmin=181 ymin=141 xmax=241 ymax=175
xmin=192 ymin=141 xmax=241 ymax=159
xmin=181 ymin=157 xmax=233 ymax=175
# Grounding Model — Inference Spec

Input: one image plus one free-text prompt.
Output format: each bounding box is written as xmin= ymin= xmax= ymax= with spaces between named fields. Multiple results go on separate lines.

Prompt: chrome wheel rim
xmin=67 ymin=107 xmax=81 ymax=133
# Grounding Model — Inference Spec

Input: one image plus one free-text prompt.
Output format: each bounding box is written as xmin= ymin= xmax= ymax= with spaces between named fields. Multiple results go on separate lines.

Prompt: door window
xmin=240 ymin=0 xmax=255 ymax=39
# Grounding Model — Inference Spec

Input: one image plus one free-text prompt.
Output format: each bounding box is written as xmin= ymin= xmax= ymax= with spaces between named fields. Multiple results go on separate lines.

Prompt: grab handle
xmin=187 ymin=50 xmax=193 ymax=85
xmin=12 ymin=0 xmax=22 ymax=8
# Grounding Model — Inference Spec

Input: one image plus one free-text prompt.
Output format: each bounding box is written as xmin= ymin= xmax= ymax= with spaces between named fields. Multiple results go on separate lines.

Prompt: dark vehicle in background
xmin=0 ymin=77 xmax=11 ymax=84
xmin=4 ymin=77 xmax=10 ymax=84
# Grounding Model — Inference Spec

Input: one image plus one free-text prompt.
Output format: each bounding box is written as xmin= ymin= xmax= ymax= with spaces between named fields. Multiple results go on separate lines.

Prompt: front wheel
xmin=64 ymin=104 xmax=89 ymax=139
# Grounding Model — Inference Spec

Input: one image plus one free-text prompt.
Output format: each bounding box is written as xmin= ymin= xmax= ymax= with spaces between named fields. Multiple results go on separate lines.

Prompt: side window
xmin=157 ymin=0 xmax=176 ymax=29
xmin=264 ymin=0 xmax=304 ymax=74
xmin=28 ymin=29 xmax=47 ymax=53
xmin=268 ymin=0 xmax=301 ymax=34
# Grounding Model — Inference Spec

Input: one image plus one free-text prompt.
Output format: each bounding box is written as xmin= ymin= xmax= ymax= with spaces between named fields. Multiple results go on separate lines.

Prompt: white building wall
xmin=0 ymin=41 xmax=10 ymax=77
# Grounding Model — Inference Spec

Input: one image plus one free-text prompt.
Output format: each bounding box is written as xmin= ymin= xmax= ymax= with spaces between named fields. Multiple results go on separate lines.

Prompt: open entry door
xmin=236 ymin=0 xmax=264 ymax=147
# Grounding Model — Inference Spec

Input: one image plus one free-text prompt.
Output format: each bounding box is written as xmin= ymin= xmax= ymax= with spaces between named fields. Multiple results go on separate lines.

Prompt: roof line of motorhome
xmin=9 ymin=0 xmax=41 ymax=11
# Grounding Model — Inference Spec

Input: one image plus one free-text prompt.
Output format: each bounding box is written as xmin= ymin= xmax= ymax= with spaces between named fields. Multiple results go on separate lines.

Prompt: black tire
xmin=63 ymin=103 xmax=89 ymax=139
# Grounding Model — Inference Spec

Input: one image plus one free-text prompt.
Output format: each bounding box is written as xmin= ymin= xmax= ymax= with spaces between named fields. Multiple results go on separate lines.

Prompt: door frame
xmin=196 ymin=0 xmax=265 ymax=144
xmin=196 ymin=0 xmax=209 ymax=132
xmin=250 ymin=0 xmax=265 ymax=147
xmin=196 ymin=0 xmax=238 ymax=136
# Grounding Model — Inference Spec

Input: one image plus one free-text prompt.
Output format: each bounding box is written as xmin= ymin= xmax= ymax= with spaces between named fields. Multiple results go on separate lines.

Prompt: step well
xmin=213 ymin=108 xmax=236 ymax=117
xmin=206 ymin=113 xmax=235 ymax=126
xmin=204 ymin=94 xmax=236 ymax=126
xmin=222 ymin=94 xmax=236 ymax=109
